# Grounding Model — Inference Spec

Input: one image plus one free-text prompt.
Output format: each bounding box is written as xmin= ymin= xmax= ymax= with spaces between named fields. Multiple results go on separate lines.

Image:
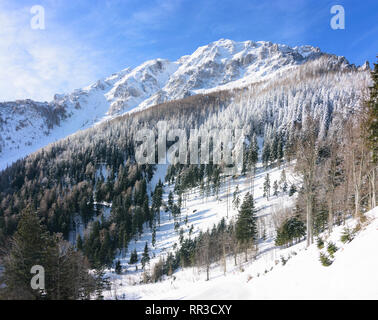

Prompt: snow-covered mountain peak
xmin=105 ymin=58 xmax=179 ymax=114
xmin=0 ymin=39 xmax=364 ymax=170
xmin=138 ymin=39 xmax=324 ymax=106
xmin=359 ymin=61 xmax=370 ymax=71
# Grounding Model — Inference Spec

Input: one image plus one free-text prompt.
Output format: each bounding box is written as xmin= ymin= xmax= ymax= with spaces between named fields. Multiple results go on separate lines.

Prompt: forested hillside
xmin=0 ymin=39 xmax=368 ymax=170
xmin=0 ymin=50 xmax=376 ymax=300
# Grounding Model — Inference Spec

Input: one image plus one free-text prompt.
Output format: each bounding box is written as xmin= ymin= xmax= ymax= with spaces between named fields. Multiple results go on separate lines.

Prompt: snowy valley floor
xmin=103 ymin=161 xmax=378 ymax=300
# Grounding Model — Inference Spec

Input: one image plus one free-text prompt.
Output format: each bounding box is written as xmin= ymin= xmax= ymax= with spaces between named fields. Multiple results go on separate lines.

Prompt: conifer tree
xmin=247 ymin=134 xmax=259 ymax=192
xmin=168 ymin=191 xmax=174 ymax=211
xmin=152 ymin=223 xmax=156 ymax=247
xmin=141 ymin=242 xmax=150 ymax=270
xmin=2 ymin=207 xmax=95 ymax=300
xmin=199 ymin=180 xmax=205 ymax=203
xmin=152 ymin=183 xmax=163 ymax=225
xmin=269 ymin=135 xmax=278 ymax=164
xmin=365 ymin=58 xmax=378 ymax=163
xmin=232 ymin=185 xmax=241 ymax=210
xmin=363 ymin=58 xmax=378 ymax=209
xmin=289 ymin=184 xmax=297 ymax=196
xmin=115 ymin=260 xmax=122 ymax=274
xmin=273 ymin=180 xmax=279 ymax=196
xmin=263 ymin=173 xmax=271 ymax=200
xmin=129 ymin=249 xmax=138 ymax=264
xmin=282 ymin=181 xmax=288 ymax=193
xmin=279 ymin=169 xmax=287 ymax=186
xmin=248 ymin=135 xmax=259 ymax=170
xmin=277 ymin=138 xmax=284 ymax=166
xmin=2 ymin=207 xmax=51 ymax=299
xmin=262 ymin=141 xmax=271 ymax=167
xmin=76 ymin=234 xmax=83 ymax=251
xmin=235 ymin=193 xmax=257 ymax=261
xmin=94 ymin=266 xmax=110 ymax=300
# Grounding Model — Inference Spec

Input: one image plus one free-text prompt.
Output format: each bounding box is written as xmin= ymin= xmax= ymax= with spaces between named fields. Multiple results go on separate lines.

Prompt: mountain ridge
xmin=0 ymin=39 xmax=369 ymax=170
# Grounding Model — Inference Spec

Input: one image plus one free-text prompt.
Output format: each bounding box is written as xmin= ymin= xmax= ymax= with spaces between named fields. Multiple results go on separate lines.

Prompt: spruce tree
xmin=168 ymin=191 xmax=174 ymax=211
xmin=262 ymin=142 xmax=271 ymax=167
xmin=141 ymin=242 xmax=150 ymax=270
xmin=115 ymin=260 xmax=122 ymax=274
xmin=232 ymin=185 xmax=241 ymax=210
xmin=76 ymin=234 xmax=83 ymax=251
xmin=129 ymin=249 xmax=138 ymax=264
xmin=248 ymin=135 xmax=259 ymax=171
xmin=2 ymin=208 xmax=95 ymax=300
xmin=152 ymin=223 xmax=156 ymax=247
xmin=263 ymin=173 xmax=271 ymax=200
xmin=235 ymin=193 xmax=257 ymax=261
xmin=279 ymin=169 xmax=287 ymax=186
xmin=2 ymin=207 xmax=51 ymax=299
xmin=94 ymin=266 xmax=110 ymax=300
xmin=152 ymin=183 xmax=163 ymax=225
xmin=365 ymin=58 xmax=378 ymax=163
xmin=277 ymin=138 xmax=284 ymax=165
xmin=269 ymin=135 xmax=278 ymax=164
xmin=289 ymin=184 xmax=297 ymax=196
xmin=273 ymin=180 xmax=279 ymax=196
xmin=282 ymin=181 xmax=288 ymax=193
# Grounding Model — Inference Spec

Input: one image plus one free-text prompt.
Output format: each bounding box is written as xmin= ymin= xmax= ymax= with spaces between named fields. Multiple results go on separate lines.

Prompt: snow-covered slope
xmin=100 ymin=139 xmax=377 ymax=300
xmin=182 ymin=206 xmax=378 ymax=300
xmin=0 ymin=39 xmax=363 ymax=170
xmin=104 ymin=154 xmax=299 ymax=300
xmin=105 ymin=171 xmax=378 ymax=301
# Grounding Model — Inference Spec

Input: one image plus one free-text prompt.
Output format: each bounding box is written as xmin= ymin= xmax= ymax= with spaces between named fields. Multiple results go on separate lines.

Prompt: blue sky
xmin=0 ymin=0 xmax=377 ymax=101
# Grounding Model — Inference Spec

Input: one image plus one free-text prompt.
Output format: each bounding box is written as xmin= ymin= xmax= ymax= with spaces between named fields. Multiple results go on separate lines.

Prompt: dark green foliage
xmin=275 ymin=216 xmax=306 ymax=247
xmin=263 ymin=174 xmax=271 ymax=200
xmin=141 ymin=242 xmax=150 ymax=269
xmin=76 ymin=234 xmax=83 ymax=251
xmin=93 ymin=266 xmax=110 ymax=300
xmin=327 ymin=241 xmax=338 ymax=257
xmin=150 ymin=252 xmax=180 ymax=282
xmin=289 ymin=184 xmax=297 ymax=196
xmin=129 ymin=248 xmax=138 ymax=264
xmin=168 ymin=191 xmax=174 ymax=212
xmin=319 ymin=252 xmax=333 ymax=266
xmin=152 ymin=223 xmax=156 ymax=247
xmin=0 ymin=127 xmax=156 ymax=269
xmin=179 ymin=228 xmax=184 ymax=243
xmin=365 ymin=58 xmax=378 ymax=163
xmin=273 ymin=180 xmax=279 ymax=196
xmin=81 ymin=221 xmax=116 ymax=268
xmin=1 ymin=208 xmax=95 ymax=300
xmin=340 ymin=227 xmax=354 ymax=244
xmin=115 ymin=260 xmax=122 ymax=274
xmin=235 ymin=193 xmax=257 ymax=245
xmin=178 ymin=238 xmax=196 ymax=268
xmin=313 ymin=207 xmax=328 ymax=235
xmin=317 ymin=237 xmax=324 ymax=249
xmin=232 ymin=185 xmax=240 ymax=210
xmin=262 ymin=141 xmax=271 ymax=167
xmin=152 ymin=181 xmax=163 ymax=225
xmin=247 ymin=134 xmax=259 ymax=172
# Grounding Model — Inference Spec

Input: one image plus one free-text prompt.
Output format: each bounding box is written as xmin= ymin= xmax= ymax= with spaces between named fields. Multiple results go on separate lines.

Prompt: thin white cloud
xmin=0 ymin=2 xmax=103 ymax=102
xmin=0 ymin=0 xmax=185 ymax=102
